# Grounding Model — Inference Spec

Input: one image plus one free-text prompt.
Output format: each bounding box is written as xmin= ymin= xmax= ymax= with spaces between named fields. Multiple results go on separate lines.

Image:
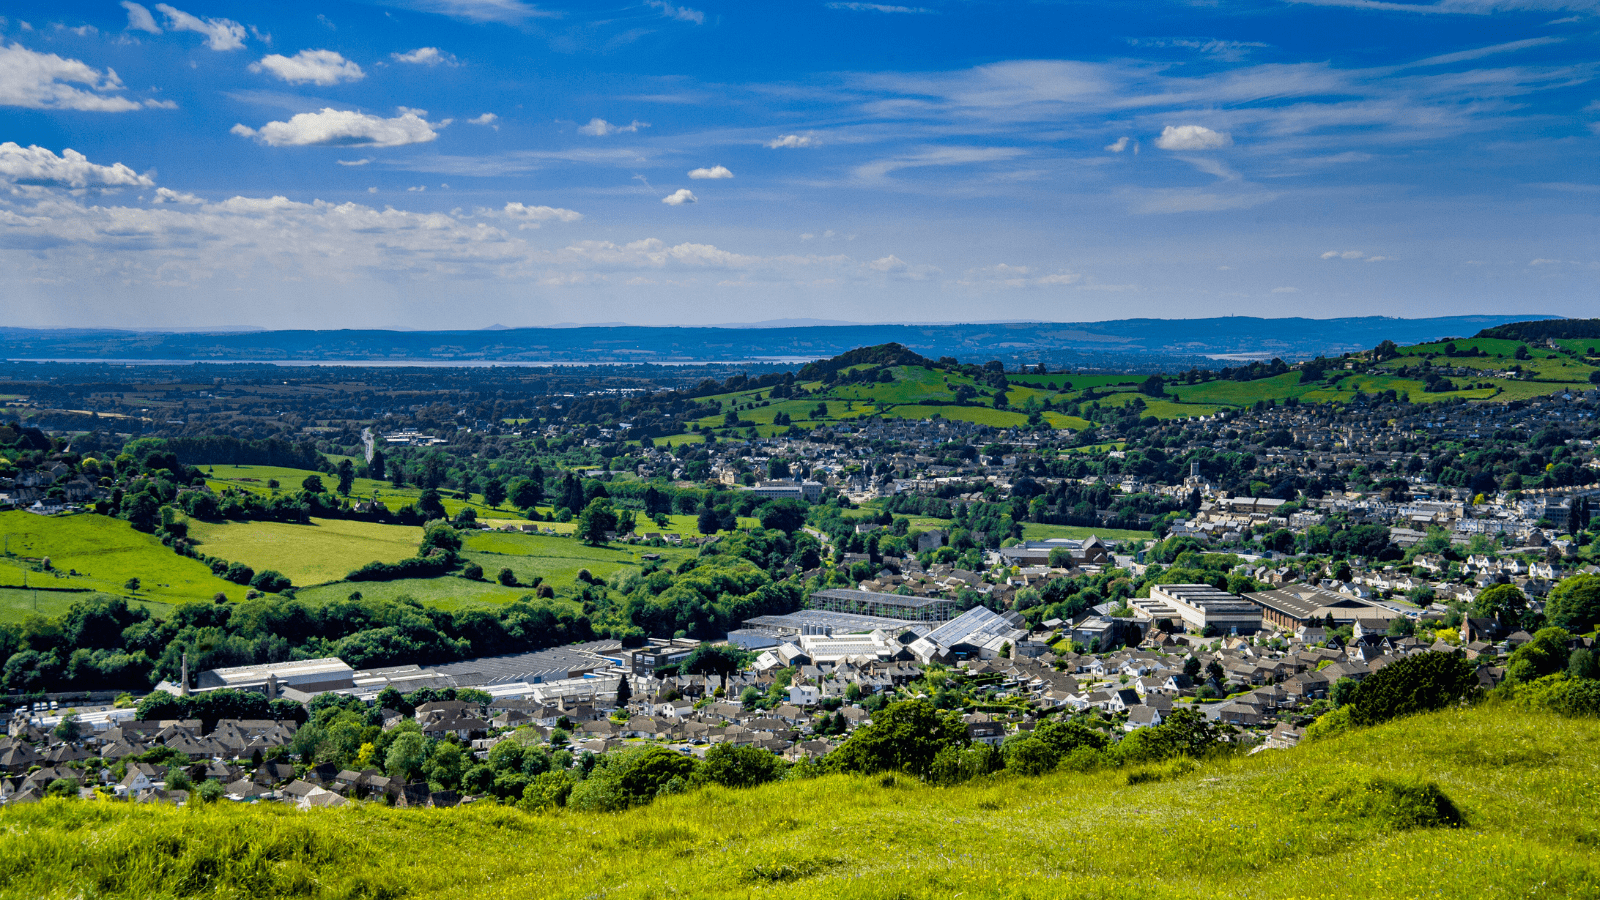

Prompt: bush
xmin=249 ymin=570 xmax=291 ymax=593
xmin=1349 ymin=652 xmax=1478 ymax=726
xmin=1305 ymin=705 xmax=1356 ymax=742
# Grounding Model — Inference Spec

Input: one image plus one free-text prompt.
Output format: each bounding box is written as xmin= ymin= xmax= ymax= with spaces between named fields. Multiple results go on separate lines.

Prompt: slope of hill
xmin=2 ymin=705 xmax=1595 ymax=899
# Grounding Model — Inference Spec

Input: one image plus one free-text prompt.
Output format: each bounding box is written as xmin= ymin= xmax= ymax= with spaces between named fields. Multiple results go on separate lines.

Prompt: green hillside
xmin=653 ymin=338 xmax=1598 ymax=445
xmin=0 ymin=511 xmax=243 ymax=619
xmin=2 ymin=706 xmax=1596 ymax=899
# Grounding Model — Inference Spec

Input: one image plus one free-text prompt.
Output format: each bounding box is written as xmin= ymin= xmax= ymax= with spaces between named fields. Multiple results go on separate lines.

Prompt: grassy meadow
xmin=185 ymin=518 xmax=424 ymax=587
xmin=2 ymin=705 xmax=1596 ymax=899
xmin=0 ymin=511 xmax=243 ymax=616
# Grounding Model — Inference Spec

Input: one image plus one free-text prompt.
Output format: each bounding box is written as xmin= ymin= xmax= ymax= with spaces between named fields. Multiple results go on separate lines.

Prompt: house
xmin=963 ymin=714 xmax=1006 ymax=746
xmin=1124 ymin=706 xmax=1164 ymax=731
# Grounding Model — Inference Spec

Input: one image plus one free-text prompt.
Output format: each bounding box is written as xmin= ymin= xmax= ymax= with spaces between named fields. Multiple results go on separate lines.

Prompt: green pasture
xmin=0 ymin=511 xmax=244 ymax=609
xmin=185 ymin=518 xmax=423 ymax=587
xmin=292 ymin=577 xmax=584 ymax=613
xmin=1020 ymin=522 xmax=1151 ymax=543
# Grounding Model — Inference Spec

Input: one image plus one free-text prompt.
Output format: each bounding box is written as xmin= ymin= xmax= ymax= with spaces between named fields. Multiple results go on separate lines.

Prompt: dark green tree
xmin=827 ymin=699 xmax=967 ymax=778
xmin=1349 ymin=651 xmax=1478 ymax=726
xmin=1546 ymin=575 xmax=1600 ymax=634
xmin=576 ymin=498 xmax=619 ymax=546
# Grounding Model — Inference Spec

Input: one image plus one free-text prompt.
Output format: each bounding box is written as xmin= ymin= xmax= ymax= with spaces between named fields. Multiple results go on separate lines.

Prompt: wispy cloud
xmin=826 ymin=3 xmax=934 ymax=13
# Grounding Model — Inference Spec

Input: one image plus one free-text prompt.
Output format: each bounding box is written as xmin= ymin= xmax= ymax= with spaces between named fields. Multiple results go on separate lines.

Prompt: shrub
xmin=1350 ymin=651 xmax=1478 ymax=726
xmin=1305 ymin=705 xmax=1357 ymax=742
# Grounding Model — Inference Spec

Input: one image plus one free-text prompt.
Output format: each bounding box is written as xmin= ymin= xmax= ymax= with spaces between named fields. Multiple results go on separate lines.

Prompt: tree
xmin=420 ymin=520 xmax=463 ymax=556
xmin=1138 ymin=375 xmax=1165 ymax=397
xmin=336 ymin=459 xmax=355 ymax=497
xmin=1546 ymin=575 xmax=1600 ymax=634
xmin=1349 ymin=651 xmax=1478 ymax=726
xmin=509 ymin=477 xmax=543 ymax=510
xmin=758 ymin=499 xmax=808 ymax=535
xmin=697 ymin=506 xmax=721 ymax=535
xmin=682 ymin=643 xmax=748 ymax=692
xmin=301 ymin=474 xmax=325 ymax=494
xmin=1472 ymin=583 xmax=1528 ymax=630
xmin=368 ymin=448 xmax=385 ymax=483
xmin=576 ymin=498 xmax=619 ymax=545
xmin=483 ymin=479 xmax=507 ymax=509
xmin=386 ymin=731 xmax=428 ymax=782
xmin=827 ymin=699 xmax=967 ymax=778
xmin=700 ymin=743 xmax=783 ymax=789
xmin=1182 ymin=656 xmax=1201 ymax=680
xmin=417 ymin=490 xmax=447 ymax=522
xmin=53 ymin=714 xmax=81 ymax=742
xmin=1330 ymin=676 xmax=1358 ymax=707
xmin=497 ymin=567 xmax=518 ymax=587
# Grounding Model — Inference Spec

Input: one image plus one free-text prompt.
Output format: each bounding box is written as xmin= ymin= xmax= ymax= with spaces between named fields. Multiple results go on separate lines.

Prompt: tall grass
xmin=4 ymin=706 xmax=1598 ymax=899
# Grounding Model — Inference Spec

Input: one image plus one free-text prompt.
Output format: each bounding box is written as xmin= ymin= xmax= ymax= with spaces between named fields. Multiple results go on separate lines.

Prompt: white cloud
xmin=0 ymin=143 xmax=153 ymax=188
xmin=232 ymin=108 xmax=439 ymax=148
xmin=662 ymin=188 xmax=697 ymax=205
xmin=1321 ymin=249 xmax=1392 ymax=261
xmin=1271 ymin=286 xmax=1299 ymax=293
xmin=1104 ymin=136 xmax=1131 ymax=152
xmin=826 ymin=3 xmax=933 ymax=12
xmin=578 ymin=118 xmax=648 ymax=136
xmin=766 ymin=133 xmax=818 ymax=148
xmin=646 ymin=1 xmax=706 ymax=23
xmin=468 ymin=112 xmax=498 ymax=126
xmin=853 ymin=146 xmax=1024 ymax=184
xmin=391 ymin=47 xmax=457 ymax=66
xmin=1286 ymin=0 xmax=1600 ymax=15
xmin=337 ymin=157 xmax=373 ymax=166
xmin=250 ymin=50 xmax=364 ymax=86
xmin=0 ymin=44 xmax=159 ymax=112
xmin=961 ymin=263 xmax=1081 ymax=287
xmin=1529 ymin=257 xmax=1560 ymax=265
xmin=382 ymin=0 xmax=557 ymax=25
xmin=498 ymin=201 xmax=582 ymax=227
xmin=1154 ymin=124 xmax=1232 ymax=151
xmin=154 ymin=4 xmax=246 ymax=51
xmin=866 ymin=255 xmax=937 ymax=279
xmin=688 ymin=165 xmax=733 ymax=179
xmin=153 ymin=187 xmax=202 ymax=203
xmin=121 ymin=2 xmax=161 ymax=34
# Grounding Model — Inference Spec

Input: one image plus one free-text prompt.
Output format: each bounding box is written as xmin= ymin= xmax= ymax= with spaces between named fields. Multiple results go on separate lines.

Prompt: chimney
xmin=180 ymin=652 xmax=190 ymax=697
xmin=266 ymin=672 xmax=279 ymax=701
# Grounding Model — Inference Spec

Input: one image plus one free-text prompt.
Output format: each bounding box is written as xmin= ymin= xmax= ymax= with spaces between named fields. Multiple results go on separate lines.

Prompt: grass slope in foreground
xmin=3 ymin=705 xmax=1597 ymax=900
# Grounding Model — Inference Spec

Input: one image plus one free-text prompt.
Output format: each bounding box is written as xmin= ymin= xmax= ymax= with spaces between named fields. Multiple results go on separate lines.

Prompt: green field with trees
xmin=0 ymin=512 xmax=242 ymax=612
xmin=185 ymin=518 xmax=425 ymax=587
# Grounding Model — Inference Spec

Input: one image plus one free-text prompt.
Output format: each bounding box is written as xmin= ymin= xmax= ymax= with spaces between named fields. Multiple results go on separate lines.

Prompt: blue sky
xmin=1 ymin=0 xmax=1597 ymax=329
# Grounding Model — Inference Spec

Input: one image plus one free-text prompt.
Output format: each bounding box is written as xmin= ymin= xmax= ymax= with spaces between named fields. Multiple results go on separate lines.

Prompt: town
xmin=3 ymin=328 xmax=1598 ymax=813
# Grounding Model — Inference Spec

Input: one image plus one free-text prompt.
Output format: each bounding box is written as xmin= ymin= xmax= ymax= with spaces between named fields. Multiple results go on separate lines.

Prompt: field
xmin=1019 ymin=522 xmax=1152 ymax=543
xmin=291 ymin=577 xmax=586 ymax=613
xmin=2 ymin=706 xmax=1597 ymax=899
xmin=202 ymin=464 xmax=529 ymax=524
xmin=0 ymin=511 xmax=242 ymax=617
xmin=462 ymin=531 xmax=696 ymax=591
xmin=287 ymin=532 xmax=696 ymax=611
xmin=185 ymin=518 xmax=424 ymax=587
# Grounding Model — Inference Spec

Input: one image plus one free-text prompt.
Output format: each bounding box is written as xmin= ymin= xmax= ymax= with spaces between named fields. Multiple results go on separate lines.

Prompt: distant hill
xmin=1477 ymin=318 xmax=1600 ymax=342
xmin=0 ymin=315 xmax=1550 ymax=370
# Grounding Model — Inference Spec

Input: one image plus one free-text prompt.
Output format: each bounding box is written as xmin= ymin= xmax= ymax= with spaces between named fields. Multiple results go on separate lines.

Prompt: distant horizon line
xmin=0 ymin=312 xmax=1562 ymax=335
